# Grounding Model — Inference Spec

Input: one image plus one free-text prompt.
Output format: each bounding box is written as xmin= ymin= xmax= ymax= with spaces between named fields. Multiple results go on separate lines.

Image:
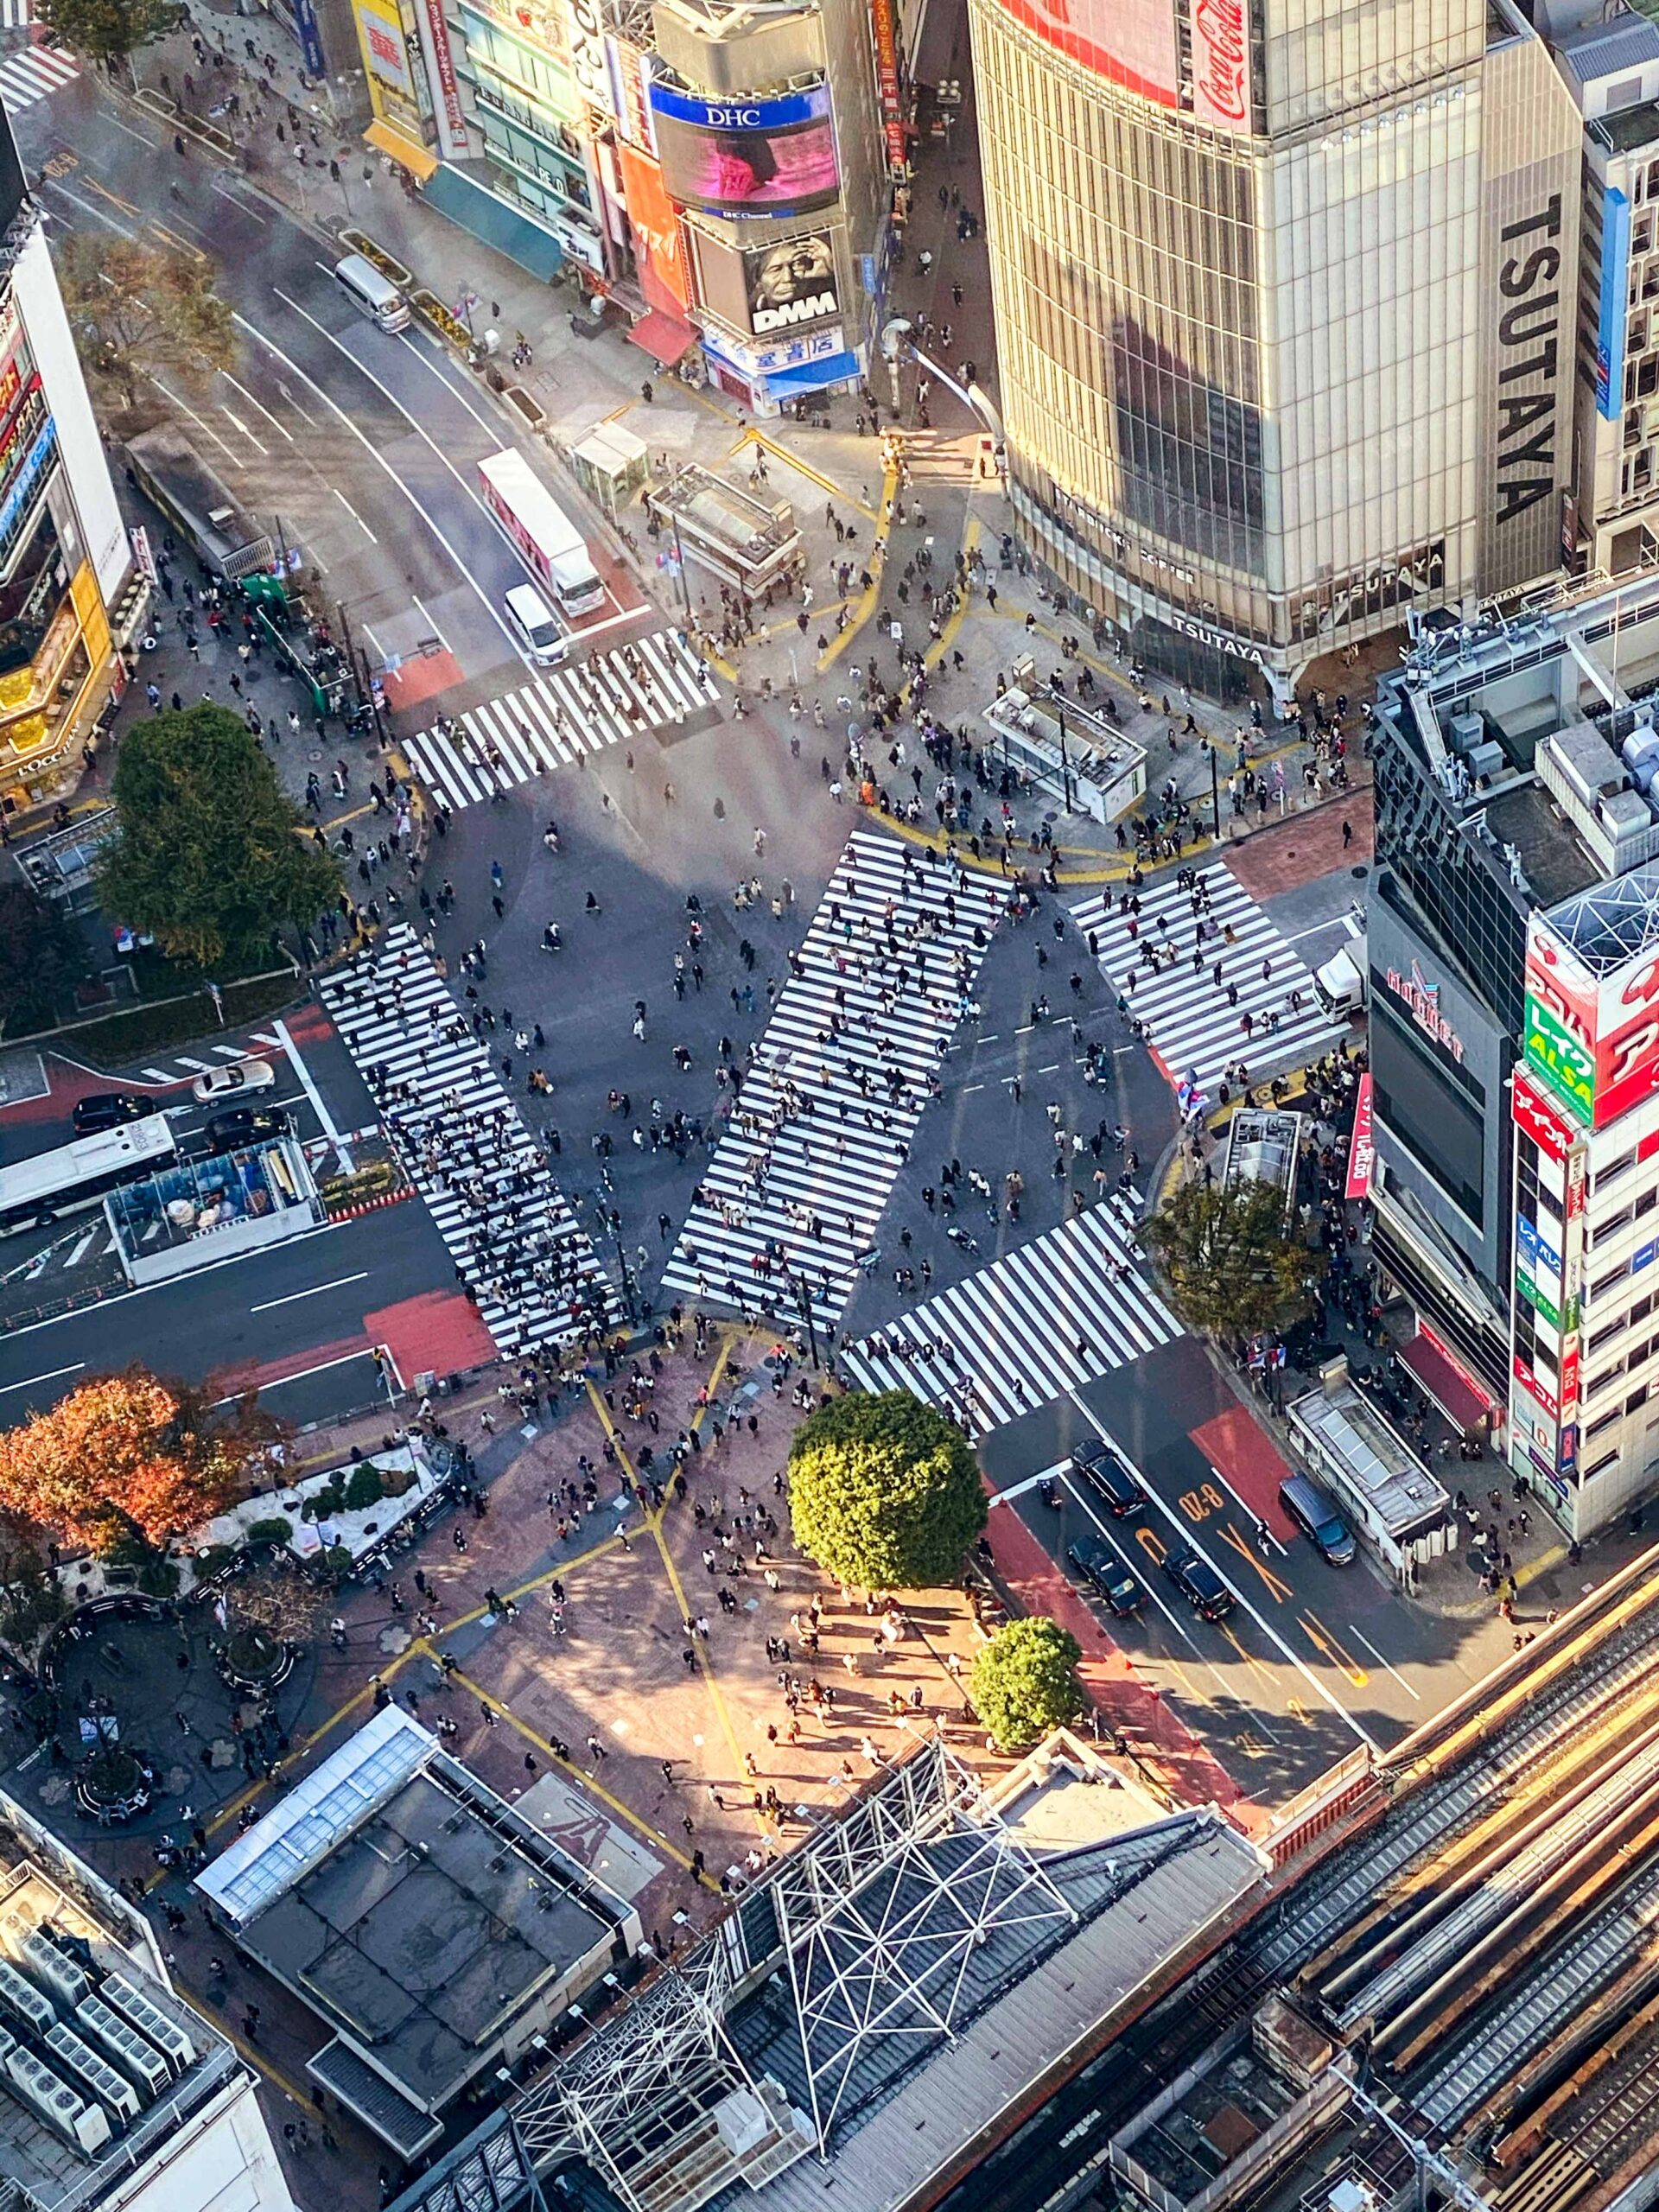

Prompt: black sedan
xmin=73 ymin=1092 xmax=159 ymax=1135
xmin=1162 ymin=1548 xmax=1236 ymax=1622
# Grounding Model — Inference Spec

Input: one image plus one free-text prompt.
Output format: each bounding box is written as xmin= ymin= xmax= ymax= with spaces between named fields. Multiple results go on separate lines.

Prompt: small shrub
xmin=245 ymin=1516 xmax=294 ymax=1547
xmin=342 ymin=1465 xmax=385 ymax=1513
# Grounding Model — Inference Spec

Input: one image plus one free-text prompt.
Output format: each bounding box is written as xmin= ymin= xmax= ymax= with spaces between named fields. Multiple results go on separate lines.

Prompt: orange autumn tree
xmin=0 ymin=1369 xmax=280 ymax=1553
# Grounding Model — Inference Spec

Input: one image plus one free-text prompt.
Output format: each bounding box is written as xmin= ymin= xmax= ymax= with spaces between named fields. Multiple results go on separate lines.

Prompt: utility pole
xmin=795 ymin=1273 xmax=821 ymax=1370
xmin=1050 ymin=688 xmax=1076 ymax=813
xmin=1211 ymin=742 xmax=1222 ymax=840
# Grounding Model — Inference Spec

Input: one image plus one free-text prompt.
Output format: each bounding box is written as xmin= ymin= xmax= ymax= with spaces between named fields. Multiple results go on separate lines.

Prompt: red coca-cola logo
xmin=1194 ymin=0 xmax=1247 ymax=120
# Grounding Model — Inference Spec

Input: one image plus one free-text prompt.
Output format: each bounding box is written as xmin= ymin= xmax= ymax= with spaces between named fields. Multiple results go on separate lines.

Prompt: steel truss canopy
xmin=1548 ymin=861 xmax=1659 ymax=975
xmin=388 ymin=1738 xmax=1077 ymax=2212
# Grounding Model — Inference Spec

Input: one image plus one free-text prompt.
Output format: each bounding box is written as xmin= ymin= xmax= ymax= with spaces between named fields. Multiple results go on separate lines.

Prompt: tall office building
xmin=965 ymin=0 xmax=1585 ymax=702
xmin=0 ymin=118 xmax=137 ymax=827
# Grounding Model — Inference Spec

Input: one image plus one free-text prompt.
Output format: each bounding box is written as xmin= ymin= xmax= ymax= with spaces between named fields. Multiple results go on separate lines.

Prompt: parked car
xmin=191 ymin=1057 xmax=276 ymax=1103
xmin=1162 ymin=1548 xmax=1236 ymax=1622
xmin=72 ymin=1092 xmax=158 ymax=1135
xmin=205 ymin=1108 xmax=290 ymax=1154
xmin=1066 ymin=1535 xmax=1144 ymax=1617
xmin=1071 ymin=1438 xmax=1142 ymax=1516
xmin=1279 ymin=1475 xmax=1357 ymax=1566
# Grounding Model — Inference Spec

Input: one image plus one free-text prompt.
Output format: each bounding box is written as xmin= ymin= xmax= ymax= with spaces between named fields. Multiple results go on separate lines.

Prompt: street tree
xmin=1141 ymin=1176 xmax=1322 ymax=1344
xmin=57 ymin=235 xmax=236 ymax=415
xmin=969 ymin=1617 xmax=1084 ymax=1751
xmin=787 ymin=1389 xmax=986 ymax=1591
xmin=34 ymin=0 xmax=175 ymax=68
xmin=0 ymin=1369 xmax=283 ymax=1553
xmin=98 ymin=705 xmax=341 ymax=969
xmin=0 ymin=880 xmax=89 ymax=1037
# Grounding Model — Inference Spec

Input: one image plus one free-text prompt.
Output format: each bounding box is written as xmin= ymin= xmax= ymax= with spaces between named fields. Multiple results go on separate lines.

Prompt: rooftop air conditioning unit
xmin=99 ymin=1976 xmax=194 ymax=2075
xmin=45 ymin=2022 xmax=142 ymax=2125
xmin=73 ymin=1997 xmax=171 ymax=2099
xmin=0 ymin=1959 xmax=58 ymax=2037
xmin=14 ymin=1929 xmax=89 ymax=2013
xmin=5 ymin=2044 xmax=111 ymax=2156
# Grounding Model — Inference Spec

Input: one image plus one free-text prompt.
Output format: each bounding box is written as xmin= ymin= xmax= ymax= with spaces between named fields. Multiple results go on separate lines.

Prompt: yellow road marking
xmin=1214 ymin=1522 xmax=1294 ymax=1604
xmin=1218 ymin=1620 xmax=1273 ymax=1685
xmin=1298 ymin=1610 xmax=1370 ymax=1688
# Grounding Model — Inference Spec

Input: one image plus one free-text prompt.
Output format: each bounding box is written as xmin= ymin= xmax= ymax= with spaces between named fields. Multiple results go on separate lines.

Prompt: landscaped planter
xmin=216 ymin=1624 xmax=295 ymax=1694
xmin=74 ymin=1742 xmax=156 ymax=1825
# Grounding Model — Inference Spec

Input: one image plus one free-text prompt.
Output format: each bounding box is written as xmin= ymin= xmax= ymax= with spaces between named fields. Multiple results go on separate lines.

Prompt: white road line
xmin=411 ymin=593 xmax=449 ymax=650
xmin=1059 ymin=1471 xmax=1208 ymax=1665
xmin=988 ymin=1460 xmax=1067 ymax=1507
xmin=333 ymin=486 xmax=378 ymax=543
xmin=0 ymin=1362 xmax=85 ymax=1395
xmin=149 ymin=378 xmax=239 ymax=464
xmin=273 ymin=1015 xmax=352 ymax=1174
xmin=1348 ymin=1625 xmax=1421 ymax=1700
xmin=175 ymin=1056 xmax=213 ymax=1071
xmin=0 ymin=1221 xmax=349 ymax=1344
xmin=1068 ymin=1392 xmax=1382 ymax=1751
xmin=219 ymin=368 xmax=294 ymax=442
xmin=249 ymin=1271 xmax=368 ymax=1313
xmin=63 ymin=1230 xmax=97 ymax=1268
xmin=41 ymin=181 xmax=136 ymax=237
xmin=237 ymin=308 xmax=529 ymax=668
xmin=213 ymin=1344 xmax=380 ymax=1402
xmin=219 ymin=404 xmax=267 ymax=456
xmin=360 ymin=623 xmax=385 ymax=659
xmin=396 ymin=327 xmax=505 ymax=437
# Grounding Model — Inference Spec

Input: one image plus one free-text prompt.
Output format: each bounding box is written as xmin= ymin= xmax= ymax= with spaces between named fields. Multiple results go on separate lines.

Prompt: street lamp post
xmin=1048 ymin=686 xmax=1076 ymax=813
xmin=1211 ymin=742 xmax=1222 ymax=841
xmin=794 ymin=1273 xmax=821 ymax=1370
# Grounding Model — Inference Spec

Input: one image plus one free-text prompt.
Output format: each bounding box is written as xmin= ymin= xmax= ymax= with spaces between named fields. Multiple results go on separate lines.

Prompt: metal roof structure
xmin=1544 ymin=861 xmax=1659 ymax=976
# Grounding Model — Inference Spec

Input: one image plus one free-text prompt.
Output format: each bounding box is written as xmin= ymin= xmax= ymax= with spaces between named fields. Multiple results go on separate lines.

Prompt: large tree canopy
xmin=969 ymin=1618 xmax=1084 ymax=1751
xmin=35 ymin=0 xmax=175 ymax=66
xmin=58 ymin=236 xmax=236 ymax=412
xmin=0 ymin=881 xmax=90 ymax=1037
xmin=98 ymin=705 xmax=340 ymax=969
xmin=0 ymin=1369 xmax=282 ymax=1550
xmin=787 ymin=1390 xmax=986 ymax=1591
xmin=1141 ymin=1176 xmax=1321 ymax=1343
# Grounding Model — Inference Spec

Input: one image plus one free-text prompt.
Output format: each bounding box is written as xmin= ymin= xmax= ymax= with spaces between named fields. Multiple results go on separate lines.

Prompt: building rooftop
xmin=1287 ymin=1377 xmax=1451 ymax=1538
xmin=197 ymin=1712 xmax=632 ymax=2140
xmin=1545 ymin=861 xmax=1659 ymax=972
xmin=1557 ymin=14 xmax=1659 ymax=84
xmin=0 ymin=1807 xmax=243 ymax=2212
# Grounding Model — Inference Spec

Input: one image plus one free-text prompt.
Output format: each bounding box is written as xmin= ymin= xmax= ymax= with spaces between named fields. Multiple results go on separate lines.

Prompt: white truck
xmin=1313 ymin=944 xmax=1367 ymax=1020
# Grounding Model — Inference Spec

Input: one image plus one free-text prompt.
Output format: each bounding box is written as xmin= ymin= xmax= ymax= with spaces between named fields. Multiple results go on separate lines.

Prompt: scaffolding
xmin=387 ymin=1738 xmax=1077 ymax=2212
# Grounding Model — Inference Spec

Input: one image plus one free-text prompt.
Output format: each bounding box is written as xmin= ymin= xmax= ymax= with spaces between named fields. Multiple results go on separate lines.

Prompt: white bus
xmin=477 ymin=449 xmax=606 ymax=620
xmin=0 ymin=1119 xmax=179 ymax=1235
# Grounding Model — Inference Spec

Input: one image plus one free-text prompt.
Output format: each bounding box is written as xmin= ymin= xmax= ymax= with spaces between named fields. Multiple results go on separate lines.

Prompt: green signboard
xmin=1523 ymin=995 xmax=1594 ymax=1124
xmin=1516 ymin=1264 xmax=1561 ymax=1331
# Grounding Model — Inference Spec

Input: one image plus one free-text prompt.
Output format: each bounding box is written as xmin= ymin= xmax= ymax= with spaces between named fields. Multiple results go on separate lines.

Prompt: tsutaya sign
xmin=1385 ymin=962 xmax=1465 ymax=1061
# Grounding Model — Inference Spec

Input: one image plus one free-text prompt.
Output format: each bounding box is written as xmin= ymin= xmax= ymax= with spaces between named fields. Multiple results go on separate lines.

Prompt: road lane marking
xmin=1068 ymin=1389 xmax=1382 ymax=1751
xmin=333 ymin=486 xmax=378 ymax=543
xmin=149 ymin=378 xmax=238 ymax=464
xmin=219 ymin=369 xmax=293 ymax=442
xmin=41 ymin=181 xmax=137 ymax=237
xmin=0 ymin=1362 xmax=84 ymax=1395
xmin=272 ymin=1015 xmax=352 ymax=1174
xmin=1347 ymin=1624 xmax=1420 ymax=1699
xmin=1061 ymin=1473 xmax=1211 ymax=1668
xmin=1213 ymin=1521 xmax=1295 ymax=1603
xmin=238 ymin=306 xmax=530 ymax=669
xmin=987 ymin=1459 xmax=1067 ymax=1506
xmin=1208 ymin=1462 xmax=1289 ymax=1552
xmin=219 ymin=404 xmax=265 ymax=455
xmin=250 ymin=1272 xmax=369 ymax=1313
xmin=1296 ymin=1610 xmax=1370 ymax=1690
xmin=396 ymin=327 xmax=505 ymax=436
xmin=411 ymin=593 xmax=449 ymax=650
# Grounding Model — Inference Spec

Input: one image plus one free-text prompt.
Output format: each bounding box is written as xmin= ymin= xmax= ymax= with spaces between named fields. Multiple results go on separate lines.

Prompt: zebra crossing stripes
xmin=0 ymin=41 xmax=75 ymax=112
xmin=838 ymin=1204 xmax=1182 ymax=1433
xmin=659 ymin=830 xmax=1004 ymax=1327
xmin=0 ymin=0 xmax=35 ymax=25
xmin=1071 ymin=861 xmax=1349 ymax=1102
xmin=320 ymin=925 xmax=620 ymax=1356
xmin=404 ymin=629 xmax=716 ymax=810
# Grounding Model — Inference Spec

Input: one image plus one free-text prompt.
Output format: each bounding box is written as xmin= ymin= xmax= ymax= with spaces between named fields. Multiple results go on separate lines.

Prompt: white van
xmin=1313 ymin=946 xmax=1367 ymax=1020
xmin=505 ymin=582 xmax=569 ymax=665
xmin=334 ymin=253 xmax=411 ymax=334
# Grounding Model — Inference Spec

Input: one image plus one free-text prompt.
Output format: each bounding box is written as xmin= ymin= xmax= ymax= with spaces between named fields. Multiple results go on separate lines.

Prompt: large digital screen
xmin=987 ymin=0 xmax=1177 ymax=104
xmin=648 ymin=83 xmax=839 ymax=216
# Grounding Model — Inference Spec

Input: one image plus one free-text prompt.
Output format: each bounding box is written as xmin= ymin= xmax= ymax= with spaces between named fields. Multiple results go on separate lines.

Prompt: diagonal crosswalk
xmin=1071 ymin=861 xmax=1347 ymax=1101
xmin=320 ymin=925 xmax=620 ymax=1356
xmin=839 ymin=1205 xmax=1183 ymax=1433
xmin=0 ymin=40 xmax=75 ymax=111
xmin=660 ymin=830 xmax=1004 ymax=1327
xmin=404 ymin=630 xmax=717 ymax=810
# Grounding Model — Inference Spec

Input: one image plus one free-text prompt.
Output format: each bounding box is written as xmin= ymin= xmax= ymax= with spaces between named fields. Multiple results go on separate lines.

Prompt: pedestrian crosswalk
xmin=839 ymin=1204 xmax=1182 ymax=1433
xmin=0 ymin=41 xmax=75 ymax=113
xmin=0 ymin=0 xmax=36 ymax=26
xmin=320 ymin=924 xmax=621 ymax=1356
xmin=1071 ymin=861 xmax=1348 ymax=1103
xmin=659 ymin=830 xmax=1004 ymax=1327
xmin=404 ymin=629 xmax=717 ymax=810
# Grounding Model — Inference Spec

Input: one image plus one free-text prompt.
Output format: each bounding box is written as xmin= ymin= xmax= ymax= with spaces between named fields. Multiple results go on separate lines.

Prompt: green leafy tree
xmin=787 ymin=1390 xmax=985 ymax=1591
xmin=58 ymin=236 xmax=235 ymax=413
xmin=0 ymin=881 xmax=90 ymax=1037
xmin=1141 ymin=1177 xmax=1322 ymax=1343
xmin=969 ymin=1618 xmax=1084 ymax=1751
xmin=35 ymin=0 xmax=175 ymax=68
xmin=98 ymin=705 xmax=340 ymax=969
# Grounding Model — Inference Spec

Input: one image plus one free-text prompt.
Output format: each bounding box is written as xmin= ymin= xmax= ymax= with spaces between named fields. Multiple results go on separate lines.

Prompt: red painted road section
xmin=987 ymin=1492 xmax=1272 ymax=1836
xmin=382 ymin=648 xmax=463 ymax=715
xmin=219 ymin=1332 xmax=374 ymax=1396
xmin=1192 ymin=1404 xmax=1298 ymax=1540
xmin=365 ymin=1289 xmax=496 ymax=1386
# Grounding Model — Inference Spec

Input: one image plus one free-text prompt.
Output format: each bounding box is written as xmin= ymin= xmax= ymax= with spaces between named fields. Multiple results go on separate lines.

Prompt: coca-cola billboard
xmin=1191 ymin=0 xmax=1251 ymax=134
xmin=988 ymin=0 xmax=1178 ymax=105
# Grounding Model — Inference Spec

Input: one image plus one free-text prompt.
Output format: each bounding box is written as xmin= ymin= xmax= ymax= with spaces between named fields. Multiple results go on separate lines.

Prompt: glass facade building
xmin=966 ymin=0 xmax=1586 ymax=698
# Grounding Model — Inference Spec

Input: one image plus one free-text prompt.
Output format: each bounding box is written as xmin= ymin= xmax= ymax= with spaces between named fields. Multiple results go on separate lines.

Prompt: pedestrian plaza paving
xmin=1071 ymin=861 xmax=1348 ymax=1103
xmin=320 ymin=925 xmax=620 ymax=1356
xmin=839 ymin=1203 xmax=1183 ymax=1433
xmin=403 ymin=629 xmax=717 ymax=810
xmin=0 ymin=39 xmax=74 ymax=111
xmin=660 ymin=830 xmax=1004 ymax=1328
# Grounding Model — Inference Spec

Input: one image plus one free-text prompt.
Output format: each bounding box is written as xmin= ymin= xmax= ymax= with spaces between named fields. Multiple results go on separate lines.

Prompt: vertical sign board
xmin=1344 ymin=1071 xmax=1374 ymax=1199
xmin=870 ymin=0 xmax=906 ymax=166
xmin=563 ymin=0 xmax=618 ymax=116
xmin=292 ymin=0 xmax=327 ymax=79
xmin=1191 ymin=0 xmax=1252 ymax=133
xmin=1597 ymin=185 xmax=1631 ymax=422
xmin=414 ymin=0 xmax=468 ymax=157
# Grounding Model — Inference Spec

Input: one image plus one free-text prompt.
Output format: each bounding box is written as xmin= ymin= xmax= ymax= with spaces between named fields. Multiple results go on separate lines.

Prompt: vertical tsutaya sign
xmin=1191 ymin=0 xmax=1249 ymax=133
xmin=870 ymin=0 xmax=906 ymax=165
xmin=1597 ymin=185 xmax=1631 ymax=422
xmin=416 ymin=0 xmax=467 ymax=156
xmin=1493 ymin=194 xmax=1564 ymax=529
xmin=563 ymin=0 xmax=617 ymax=116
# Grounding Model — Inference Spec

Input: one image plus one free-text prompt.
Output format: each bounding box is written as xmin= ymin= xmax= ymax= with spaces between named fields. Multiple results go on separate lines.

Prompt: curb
xmin=324 ymin=1186 xmax=412 ymax=1224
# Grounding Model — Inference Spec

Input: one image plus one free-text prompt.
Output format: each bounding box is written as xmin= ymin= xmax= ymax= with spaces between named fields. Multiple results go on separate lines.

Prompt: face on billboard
xmin=746 ymin=236 xmax=837 ymax=334
xmin=650 ymin=85 xmax=839 ymax=216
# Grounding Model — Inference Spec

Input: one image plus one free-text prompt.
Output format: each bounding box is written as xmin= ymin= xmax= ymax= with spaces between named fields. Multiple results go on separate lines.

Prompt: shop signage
xmin=1513 ymin=1351 xmax=1559 ymax=1421
xmin=1517 ymin=1214 xmax=1562 ymax=1278
xmin=563 ymin=0 xmax=616 ymax=114
xmin=1524 ymin=994 xmax=1594 ymax=1124
xmin=1384 ymin=962 xmax=1465 ymax=1060
xmin=418 ymin=0 xmax=467 ymax=156
xmin=1512 ymin=1069 xmax=1576 ymax=1161
xmin=1516 ymin=1268 xmax=1561 ymax=1331
xmin=746 ymin=237 xmax=839 ymax=334
xmin=1597 ymin=185 xmax=1631 ymax=421
xmin=1344 ymin=1071 xmax=1374 ymax=1198
xmin=1493 ymin=194 xmax=1564 ymax=530
xmin=870 ymin=0 xmax=906 ymax=163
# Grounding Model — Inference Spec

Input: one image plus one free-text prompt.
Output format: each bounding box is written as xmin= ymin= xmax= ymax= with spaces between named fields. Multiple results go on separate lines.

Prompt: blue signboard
xmin=0 ymin=416 xmax=54 ymax=550
xmin=647 ymin=82 xmax=830 ymax=131
xmin=1597 ymin=184 xmax=1631 ymax=422
xmin=292 ymin=0 xmax=327 ymax=81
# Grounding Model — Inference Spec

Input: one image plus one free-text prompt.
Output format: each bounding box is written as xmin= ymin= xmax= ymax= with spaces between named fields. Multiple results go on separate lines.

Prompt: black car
xmin=72 ymin=1092 xmax=158 ymax=1135
xmin=1065 ymin=1535 xmax=1145 ymax=1617
xmin=1071 ymin=1438 xmax=1141 ymax=1516
xmin=1162 ymin=1548 xmax=1236 ymax=1622
xmin=205 ymin=1107 xmax=290 ymax=1154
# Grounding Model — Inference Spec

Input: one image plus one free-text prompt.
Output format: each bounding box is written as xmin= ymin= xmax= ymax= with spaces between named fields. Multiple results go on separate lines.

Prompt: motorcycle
xmin=946 ymin=1224 xmax=979 ymax=1255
